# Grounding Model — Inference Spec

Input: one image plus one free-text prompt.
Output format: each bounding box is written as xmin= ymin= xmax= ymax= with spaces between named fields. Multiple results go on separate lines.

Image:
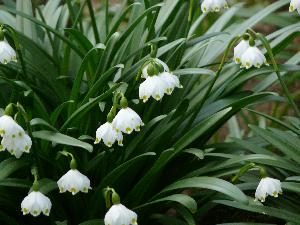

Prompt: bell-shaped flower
xmin=21 ymin=191 xmax=52 ymax=217
xmin=0 ymin=40 xmax=17 ymax=64
xmin=104 ymin=203 xmax=138 ymax=225
xmin=160 ymin=72 xmax=183 ymax=95
xmin=57 ymin=169 xmax=92 ymax=195
xmin=142 ymin=58 xmax=169 ymax=78
xmin=234 ymin=39 xmax=250 ymax=64
xmin=1 ymin=132 xmax=32 ymax=158
xmin=255 ymin=177 xmax=282 ymax=202
xmin=201 ymin=0 xmax=228 ymax=13
xmin=139 ymin=75 xmax=167 ymax=102
xmin=240 ymin=46 xmax=268 ymax=69
xmin=0 ymin=115 xmax=23 ymax=137
xmin=112 ymin=107 xmax=144 ymax=134
xmin=289 ymin=0 xmax=300 ymax=14
xmin=95 ymin=122 xmax=123 ymax=147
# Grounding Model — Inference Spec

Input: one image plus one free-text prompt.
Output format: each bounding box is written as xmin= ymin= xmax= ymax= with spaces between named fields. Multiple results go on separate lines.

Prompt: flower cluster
xmin=139 ymin=58 xmax=182 ymax=102
xmin=201 ymin=0 xmax=229 ymax=13
xmin=95 ymin=96 xmax=143 ymax=147
xmin=0 ymin=115 xmax=32 ymax=158
xmin=234 ymin=35 xmax=268 ymax=69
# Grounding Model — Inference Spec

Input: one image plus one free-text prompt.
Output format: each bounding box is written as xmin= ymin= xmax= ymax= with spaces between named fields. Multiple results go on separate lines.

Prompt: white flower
xmin=21 ymin=191 xmax=52 ymax=217
xmin=289 ymin=0 xmax=300 ymax=14
xmin=95 ymin=122 xmax=123 ymax=147
xmin=0 ymin=41 xmax=17 ymax=64
xmin=139 ymin=72 xmax=182 ymax=102
xmin=201 ymin=0 xmax=228 ymax=13
xmin=104 ymin=204 xmax=138 ymax=225
xmin=57 ymin=169 xmax=92 ymax=195
xmin=112 ymin=107 xmax=144 ymax=134
xmin=139 ymin=75 xmax=167 ymax=102
xmin=255 ymin=177 xmax=282 ymax=202
xmin=160 ymin=72 xmax=183 ymax=95
xmin=240 ymin=46 xmax=268 ymax=69
xmin=0 ymin=115 xmax=23 ymax=137
xmin=1 ymin=132 xmax=32 ymax=158
xmin=142 ymin=58 xmax=169 ymax=78
xmin=0 ymin=115 xmax=32 ymax=158
xmin=233 ymin=40 xmax=250 ymax=64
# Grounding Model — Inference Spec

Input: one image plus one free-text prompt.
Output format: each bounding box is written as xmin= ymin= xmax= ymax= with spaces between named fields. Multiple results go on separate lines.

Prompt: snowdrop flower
xmin=95 ymin=122 xmax=123 ymax=147
xmin=1 ymin=132 xmax=32 ymax=158
xmin=0 ymin=115 xmax=23 ymax=137
xmin=160 ymin=72 xmax=183 ymax=95
xmin=0 ymin=115 xmax=32 ymax=158
xmin=240 ymin=45 xmax=268 ymax=69
xmin=234 ymin=39 xmax=250 ymax=64
xmin=104 ymin=204 xmax=138 ymax=225
xmin=21 ymin=191 xmax=52 ymax=217
xmin=139 ymin=75 xmax=167 ymax=102
xmin=0 ymin=40 xmax=17 ymax=64
xmin=255 ymin=177 xmax=282 ymax=202
xmin=112 ymin=98 xmax=144 ymax=134
xmin=201 ymin=0 xmax=228 ymax=13
xmin=57 ymin=169 xmax=91 ymax=195
xmin=289 ymin=0 xmax=300 ymax=14
xmin=142 ymin=58 xmax=169 ymax=78
xmin=139 ymin=72 xmax=182 ymax=102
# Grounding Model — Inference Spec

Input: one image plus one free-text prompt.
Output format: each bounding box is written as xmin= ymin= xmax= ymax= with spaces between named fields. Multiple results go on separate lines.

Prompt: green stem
xmin=87 ymin=0 xmax=100 ymax=43
xmin=256 ymin=33 xmax=300 ymax=119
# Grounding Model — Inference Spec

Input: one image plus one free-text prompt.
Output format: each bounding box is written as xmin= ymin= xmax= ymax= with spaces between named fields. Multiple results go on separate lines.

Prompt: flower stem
xmin=256 ymin=33 xmax=300 ymax=119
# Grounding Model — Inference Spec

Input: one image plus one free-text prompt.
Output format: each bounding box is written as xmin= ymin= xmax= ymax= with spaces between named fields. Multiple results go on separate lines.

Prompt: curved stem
xmin=256 ymin=33 xmax=300 ymax=119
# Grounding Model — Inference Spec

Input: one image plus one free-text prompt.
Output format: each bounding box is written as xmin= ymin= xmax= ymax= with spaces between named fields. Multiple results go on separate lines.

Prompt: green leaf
xmin=157 ymin=177 xmax=248 ymax=204
xmin=0 ymin=158 xmax=28 ymax=179
xmin=135 ymin=194 xmax=197 ymax=213
xmin=215 ymin=199 xmax=300 ymax=224
xmin=32 ymin=130 xmax=93 ymax=152
xmin=78 ymin=220 xmax=104 ymax=225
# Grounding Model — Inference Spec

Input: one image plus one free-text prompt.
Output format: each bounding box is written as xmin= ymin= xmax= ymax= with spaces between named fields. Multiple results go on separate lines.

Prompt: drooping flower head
xmin=57 ymin=151 xmax=92 ymax=195
xmin=104 ymin=204 xmax=138 ymax=225
xmin=57 ymin=169 xmax=92 ymax=195
xmin=21 ymin=191 xmax=52 ymax=217
xmin=0 ymin=26 xmax=17 ymax=64
xmin=239 ymin=38 xmax=268 ymax=69
xmin=112 ymin=97 xmax=144 ymax=134
xmin=0 ymin=115 xmax=32 ymax=158
xmin=104 ymin=188 xmax=138 ymax=225
xmin=139 ymin=59 xmax=182 ymax=103
xmin=255 ymin=177 xmax=282 ymax=202
xmin=21 ymin=177 xmax=52 ymax=217
xmin=289 ymin=0 xmax=300 ymax=14
xmin=201 ymin=0 xmax=229 ymax=13
xmin=233 ymin=35 xmax=250 ymax=64
xmin=95 ymin=122 xmax=123 ymax=147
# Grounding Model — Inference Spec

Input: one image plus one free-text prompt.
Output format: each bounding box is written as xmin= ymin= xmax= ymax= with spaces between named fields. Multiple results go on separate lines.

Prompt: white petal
xmin=0 ymin=41 xmax=17 ymax=64
xmin=21 ymin=191 xmax=51 ymax=216
xmin=57 ymin=169 xmax=91 ymax=195
xmin=112 ymin=108 xmax=144 ymax=134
